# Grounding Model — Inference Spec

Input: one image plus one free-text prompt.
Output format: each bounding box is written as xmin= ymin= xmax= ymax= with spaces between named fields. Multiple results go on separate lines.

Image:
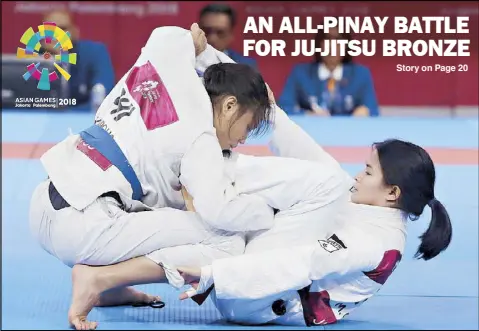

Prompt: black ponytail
xmin=414 ymin=198 xmax=452 ymax=261
xmin=375 ymin=139 xmax=453 ymax=261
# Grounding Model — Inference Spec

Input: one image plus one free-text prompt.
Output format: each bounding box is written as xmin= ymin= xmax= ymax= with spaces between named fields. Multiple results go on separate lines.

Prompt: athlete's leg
xmin=67 ymin=232 xmax=245 ymax=330
xmin=30 ymin=179 xmax=211 ymax=267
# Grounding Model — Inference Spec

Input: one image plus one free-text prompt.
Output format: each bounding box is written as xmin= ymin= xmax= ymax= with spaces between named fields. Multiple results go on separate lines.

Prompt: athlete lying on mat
xmin=176 ymin=103 xmax=454 ymax=326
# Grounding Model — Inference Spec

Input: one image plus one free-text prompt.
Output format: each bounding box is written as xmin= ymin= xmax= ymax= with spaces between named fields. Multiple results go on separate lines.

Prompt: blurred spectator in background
xmin=199 ymin=4 xmax=257 ymax=69
xmin=41 ymin=9 xmax=115 ymax=110
xmin=278 ymin=25 xmax=379 ymax=117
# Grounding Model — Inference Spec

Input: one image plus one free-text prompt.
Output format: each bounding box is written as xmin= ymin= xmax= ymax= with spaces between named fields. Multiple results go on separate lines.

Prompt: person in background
xmin=278 ymin=26 xmax=379 ymax=117
xmin=199 ymin=4 xmax=257 ymax=69
xmin=40 ymin=9 xmax=115 ymax=111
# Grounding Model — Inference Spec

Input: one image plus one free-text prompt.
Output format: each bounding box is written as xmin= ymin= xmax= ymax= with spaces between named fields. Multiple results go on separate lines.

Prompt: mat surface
xmin=2 ymin=112 xmax=478 ymax=330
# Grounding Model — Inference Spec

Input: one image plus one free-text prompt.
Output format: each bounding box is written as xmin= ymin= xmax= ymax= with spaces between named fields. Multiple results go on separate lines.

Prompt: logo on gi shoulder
xmin=318 ymin=234 xmax=347 ymax=253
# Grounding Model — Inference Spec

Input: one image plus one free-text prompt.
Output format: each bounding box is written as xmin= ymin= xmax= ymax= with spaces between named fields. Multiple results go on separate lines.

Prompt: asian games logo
xmin=16 ymin=22 xmax=77 ymax=91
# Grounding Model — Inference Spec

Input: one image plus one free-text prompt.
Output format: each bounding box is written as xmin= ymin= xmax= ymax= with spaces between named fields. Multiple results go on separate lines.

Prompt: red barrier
xmin=2 ymin=1 xmax=478 ymax=106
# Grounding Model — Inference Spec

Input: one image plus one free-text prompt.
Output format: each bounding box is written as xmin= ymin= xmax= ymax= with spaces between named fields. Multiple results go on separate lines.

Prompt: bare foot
xmin=97 ymin=287 xmax=161 ymax=307
xmin=68 ymin=265 xmax=102 ymax=330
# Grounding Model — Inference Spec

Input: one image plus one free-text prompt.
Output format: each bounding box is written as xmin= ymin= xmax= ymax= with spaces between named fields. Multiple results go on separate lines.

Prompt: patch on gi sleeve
xmin=126 ymin=60 xmax=179 ymax=131
xmin=318 ymin=234 xmax=347 ymax=253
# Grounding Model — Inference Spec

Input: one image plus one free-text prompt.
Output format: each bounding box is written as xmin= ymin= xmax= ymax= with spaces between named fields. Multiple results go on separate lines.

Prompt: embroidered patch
xmin=318 ymin=234 xmax=347 ymax=253
xmin=125 ymin=60 xmax=179 ymax=130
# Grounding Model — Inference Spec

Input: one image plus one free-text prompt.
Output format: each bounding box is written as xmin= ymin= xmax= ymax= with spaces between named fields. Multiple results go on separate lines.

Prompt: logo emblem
xmin=17 ymin=22 xmax=77 ymax=90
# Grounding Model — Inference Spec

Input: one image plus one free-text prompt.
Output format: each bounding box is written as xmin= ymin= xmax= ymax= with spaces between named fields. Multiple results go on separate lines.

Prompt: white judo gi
xmin=28 ymin=26 xmax=273 ymax=267
xmin=148 ymin=143 xmax=350 ymax=273
xmin=185 ymin=106 xmax=408 ymax=326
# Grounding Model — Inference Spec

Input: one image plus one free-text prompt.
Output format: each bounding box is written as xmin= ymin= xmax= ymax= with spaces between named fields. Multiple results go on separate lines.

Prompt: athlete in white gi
xmin=177 ymin=103 xmax=453 ymax=327
xmin=28 ymin=25 xmax=275 ymax=327
xmin=29 ymin=25 xmax=274 ymax=265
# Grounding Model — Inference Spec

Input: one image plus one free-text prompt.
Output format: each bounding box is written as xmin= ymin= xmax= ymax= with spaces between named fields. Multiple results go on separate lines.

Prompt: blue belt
xmin=79 ymin=124 xmax=143 ymax=201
